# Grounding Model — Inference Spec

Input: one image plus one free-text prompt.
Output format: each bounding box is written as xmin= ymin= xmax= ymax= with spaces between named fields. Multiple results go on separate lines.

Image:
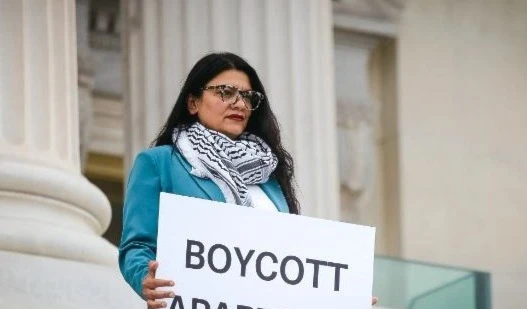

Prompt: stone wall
xmin=397 ymin=1 xmax=527 ymax=307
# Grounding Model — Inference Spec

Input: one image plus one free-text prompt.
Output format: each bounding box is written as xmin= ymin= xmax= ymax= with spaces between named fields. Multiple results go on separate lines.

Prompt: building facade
xmin=0 ymin=0 xmax=526 ymax=308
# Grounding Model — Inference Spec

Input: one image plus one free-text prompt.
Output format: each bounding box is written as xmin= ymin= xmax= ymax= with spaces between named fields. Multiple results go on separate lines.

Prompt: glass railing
xmin=373 ymin=256 xmax=492 ymax=309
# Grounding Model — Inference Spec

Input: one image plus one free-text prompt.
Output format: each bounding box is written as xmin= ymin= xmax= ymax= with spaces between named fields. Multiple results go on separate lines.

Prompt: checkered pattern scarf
xmin=172 ymin=122 xmax=278 ymax=206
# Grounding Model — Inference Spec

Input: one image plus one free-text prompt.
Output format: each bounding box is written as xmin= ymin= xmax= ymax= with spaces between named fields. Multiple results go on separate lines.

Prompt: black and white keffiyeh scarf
xmin=172 ymin=122 xmax=278 ymax=206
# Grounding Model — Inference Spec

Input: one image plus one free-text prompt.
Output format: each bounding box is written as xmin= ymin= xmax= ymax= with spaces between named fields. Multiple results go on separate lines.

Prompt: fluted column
xmin=0 ymin=1 xmax=141 ymax=307
xmin=0 ymin=0 xmax=113 ymax=264
xmin=77 ymin=0 xmax=94 ymax=171
xmin=122 ymin=0 xmax=339 ymax=219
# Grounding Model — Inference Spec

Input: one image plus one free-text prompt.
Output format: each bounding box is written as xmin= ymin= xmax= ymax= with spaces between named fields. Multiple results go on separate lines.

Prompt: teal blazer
xmin=118 ymin=145 xmax=290 ymax=297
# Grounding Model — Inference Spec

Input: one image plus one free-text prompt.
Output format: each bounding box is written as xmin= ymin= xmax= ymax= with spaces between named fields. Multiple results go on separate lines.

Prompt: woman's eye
xmin=222 ymin=88 xmax=236 ymax=97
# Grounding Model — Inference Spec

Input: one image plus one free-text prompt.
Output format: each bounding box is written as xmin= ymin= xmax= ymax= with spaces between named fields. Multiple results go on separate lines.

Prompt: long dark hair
xmin=151 ymin=52 xmax=299 ymax=214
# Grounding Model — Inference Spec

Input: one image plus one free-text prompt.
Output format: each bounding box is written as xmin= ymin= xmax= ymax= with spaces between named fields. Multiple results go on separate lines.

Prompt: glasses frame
xmin=201 ymin=84 xmax=264 ymax=111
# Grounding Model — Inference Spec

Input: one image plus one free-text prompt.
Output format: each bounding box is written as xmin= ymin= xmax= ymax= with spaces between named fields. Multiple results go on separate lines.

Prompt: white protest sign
xmin=156 ymin=193 xmax=376 ymax=309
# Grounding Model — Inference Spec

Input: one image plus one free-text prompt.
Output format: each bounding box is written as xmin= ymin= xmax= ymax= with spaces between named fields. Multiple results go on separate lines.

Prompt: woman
xmin=119 ymin=52 xmax=377 ymax=308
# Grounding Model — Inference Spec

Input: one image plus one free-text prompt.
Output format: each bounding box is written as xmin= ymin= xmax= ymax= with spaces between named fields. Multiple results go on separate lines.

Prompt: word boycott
xmin=185 ymin=239 xmax=349 ymax=291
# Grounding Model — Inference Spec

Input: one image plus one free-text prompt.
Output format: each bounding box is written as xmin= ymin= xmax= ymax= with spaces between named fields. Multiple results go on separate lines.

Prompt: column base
xmin=0 ymin=250 xmax=143 ymax=308
xmin=0 ymin=159 xmax=116 ymax=264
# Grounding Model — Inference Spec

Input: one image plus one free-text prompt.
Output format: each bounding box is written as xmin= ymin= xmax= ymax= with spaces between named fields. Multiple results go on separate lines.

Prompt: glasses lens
xmin=220 ymin=85 xmax=238 ymax=104
xmin=241 ymin=91 xmax=263 ymax=110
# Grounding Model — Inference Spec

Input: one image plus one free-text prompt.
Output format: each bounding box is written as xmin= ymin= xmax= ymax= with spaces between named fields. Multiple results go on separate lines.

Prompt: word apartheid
xmin=170 ymin=296 xmax=269 ymax=309
xmin=185 ymin=239 xmax=349 ymax=291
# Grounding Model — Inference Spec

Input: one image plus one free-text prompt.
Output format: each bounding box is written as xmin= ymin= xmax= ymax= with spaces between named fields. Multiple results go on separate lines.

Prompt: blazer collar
xmin=174 ymin=151 xmax=225 ymax=202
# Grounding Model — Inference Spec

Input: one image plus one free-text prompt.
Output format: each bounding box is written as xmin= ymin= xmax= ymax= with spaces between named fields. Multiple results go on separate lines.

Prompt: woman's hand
xmin=372 ymin=296 xmax=378 ymax=306
xmin=142 ymin=261 xmax=176 ymax=309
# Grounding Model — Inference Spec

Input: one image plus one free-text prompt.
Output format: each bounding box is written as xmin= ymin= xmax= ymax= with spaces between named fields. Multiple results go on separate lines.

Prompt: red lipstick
xmin=226 ymin=114 xmax=244 ymax=121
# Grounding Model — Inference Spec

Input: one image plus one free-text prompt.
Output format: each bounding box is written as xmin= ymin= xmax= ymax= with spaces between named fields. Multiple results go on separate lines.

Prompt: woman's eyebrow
xmin=219 ymin=83 xmax=251 ymax=91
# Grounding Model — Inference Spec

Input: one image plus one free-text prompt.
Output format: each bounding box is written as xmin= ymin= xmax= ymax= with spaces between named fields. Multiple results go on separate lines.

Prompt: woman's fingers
xmin=148 ymin=261 xmax=159 ymax=278
xmin=148 ymin=289 xmax=176 ymax=300
xmin=145 ymin=261 xmax=175 ymax=287
xmin=372 ymin=296 xmax=378 ymax=305
xmin=143 ymin=287 xmax=175 ymax=301
xmin=143 ymin=261 xmax=176 ymax=306
xmin=147 ymin=299 xmax=167 ymax=309
xmin=144 ymin=278 xmax=175 ymax=289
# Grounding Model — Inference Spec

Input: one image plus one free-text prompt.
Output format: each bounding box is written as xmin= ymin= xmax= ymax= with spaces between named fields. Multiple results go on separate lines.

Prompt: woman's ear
xmin=187 ymin=95 xmax=198 ymax=115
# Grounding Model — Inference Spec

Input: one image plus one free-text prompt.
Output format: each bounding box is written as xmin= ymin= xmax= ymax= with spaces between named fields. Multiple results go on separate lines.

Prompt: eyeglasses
xmin=201 ymin=84 xmax=264 ymax=111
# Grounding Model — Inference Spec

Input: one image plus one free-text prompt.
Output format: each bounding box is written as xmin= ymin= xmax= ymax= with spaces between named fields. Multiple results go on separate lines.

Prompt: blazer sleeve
xmin=118 ymin=151 xmax=161 ymax=298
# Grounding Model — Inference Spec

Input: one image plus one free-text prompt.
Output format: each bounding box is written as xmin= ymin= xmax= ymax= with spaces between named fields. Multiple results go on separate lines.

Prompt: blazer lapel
xmin=174 ymin=151 xmax=226 ymax=202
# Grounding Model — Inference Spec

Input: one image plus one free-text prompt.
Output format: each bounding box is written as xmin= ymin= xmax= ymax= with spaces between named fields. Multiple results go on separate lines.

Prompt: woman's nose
xmin=231 ymin=95 xmax=247 ymax=110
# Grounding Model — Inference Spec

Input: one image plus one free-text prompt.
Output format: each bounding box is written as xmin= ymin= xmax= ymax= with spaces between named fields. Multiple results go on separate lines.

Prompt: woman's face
xmin=188 ymin=69 xmax=253 ymax=139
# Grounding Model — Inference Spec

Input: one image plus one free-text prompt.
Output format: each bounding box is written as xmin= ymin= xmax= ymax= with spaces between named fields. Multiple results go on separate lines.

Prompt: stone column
xmin=0 ymin=1 xmax=141 ymax=307
xmin=122 ymin=0 xmax=339 ymax=219
xmin=77 ymin=0 xmax=94 ymax=170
